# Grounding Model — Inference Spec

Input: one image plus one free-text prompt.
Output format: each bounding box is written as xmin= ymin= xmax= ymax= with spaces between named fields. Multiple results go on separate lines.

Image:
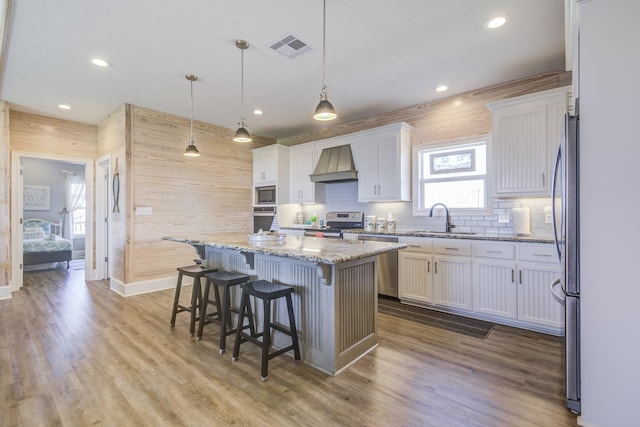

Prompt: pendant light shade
xmin=184 ymin=74 xmax=200 ymax=157
xmin=233 ymin=40 xmax=252 ymax=143
xmin=314 ymin=0 xmax=337 ymax=121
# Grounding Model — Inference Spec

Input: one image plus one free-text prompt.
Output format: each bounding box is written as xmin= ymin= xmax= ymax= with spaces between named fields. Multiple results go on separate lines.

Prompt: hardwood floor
xmin=0 ymin=269 xmax=578 ymax=427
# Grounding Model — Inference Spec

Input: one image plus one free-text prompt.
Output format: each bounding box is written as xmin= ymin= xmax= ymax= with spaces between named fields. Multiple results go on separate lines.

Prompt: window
xmin=413 ymin=136 xmax=490 ymax=215
xmin=72 ymin=208 xmax=86 ymax=235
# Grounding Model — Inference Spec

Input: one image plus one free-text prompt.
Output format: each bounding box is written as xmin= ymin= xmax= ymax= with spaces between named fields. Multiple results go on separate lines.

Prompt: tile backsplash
xmin=278 ymin=181 xmax=555 ymax=238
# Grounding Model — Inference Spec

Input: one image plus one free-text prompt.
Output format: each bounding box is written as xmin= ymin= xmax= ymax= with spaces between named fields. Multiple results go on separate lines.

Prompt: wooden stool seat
xmin=170 ymin=264 xmax=218 ymax=336
xmin=232 ymin=280 xmax=301 ymax=381
xmin=197 ymin=271 xmax=252 ymax=354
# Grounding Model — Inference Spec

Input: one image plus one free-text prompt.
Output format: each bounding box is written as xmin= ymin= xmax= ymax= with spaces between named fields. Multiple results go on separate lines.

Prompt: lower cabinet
xmin=398 ymin=249 xmax=433 ymax=304
xmin=472 ymin=241 xmax=563 ymax=334
xmin=397 ymin=237 xmax=564 ymax=335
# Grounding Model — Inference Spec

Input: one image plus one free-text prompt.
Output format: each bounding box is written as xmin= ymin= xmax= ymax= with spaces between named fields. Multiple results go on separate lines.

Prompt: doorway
xmin=11 ymin=151 xmax=95 ymax=291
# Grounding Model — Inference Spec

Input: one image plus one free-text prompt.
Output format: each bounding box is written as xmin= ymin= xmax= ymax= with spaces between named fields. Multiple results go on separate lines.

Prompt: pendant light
xmin=184 ymin=74 xmax=200 ymax=157
xmin=314 ymin=0 xmax=337 ymax=121
xmin=233 ymin=39 xmax=252 ymax=143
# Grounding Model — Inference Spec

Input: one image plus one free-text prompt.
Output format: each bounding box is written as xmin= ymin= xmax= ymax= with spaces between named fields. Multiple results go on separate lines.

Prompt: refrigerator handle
xmin=550 ymin=277 xmax=566 ymax=304
xmin=551 ymin=144 xmax=562 ymax=261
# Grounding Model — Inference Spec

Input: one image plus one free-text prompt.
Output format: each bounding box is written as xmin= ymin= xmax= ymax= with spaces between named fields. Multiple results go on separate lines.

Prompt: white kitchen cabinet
xmin=289 ymin=143 xmax=324 ymax=204
xmin=487 ymin=87 xmax=570 ymax=197
xmin=352 ymin=122 xmax=413 ymax=202
xmin=252 ymin=144 xmax=289 ymax=203
xmin=398 ymin=238 xmax=433 ymax=304
xmin=473 ymin=241 xmax=563 ymax=332
xmin=473 ymin=242 xmax=518 ymax=320
xmin=516 ymin=244 xmax=563 ymax=330
xmin=432 ymin=239 xmax=473 ymax=311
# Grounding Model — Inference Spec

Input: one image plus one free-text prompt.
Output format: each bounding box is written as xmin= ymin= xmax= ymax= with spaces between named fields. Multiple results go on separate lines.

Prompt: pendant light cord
xmin=321 ymin=0 xmax=327 ymax=93
xmin=189 ymin=79 xmax=194 ymax=140
xmin=240 ymin=46 xmax=245 ymax=123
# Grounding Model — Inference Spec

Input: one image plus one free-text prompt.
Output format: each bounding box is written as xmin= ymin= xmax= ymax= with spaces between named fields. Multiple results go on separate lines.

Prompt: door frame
xmin=95 ymin=154 xmax=111 ymax=280
xmin=11 ymin=151 xmax=95 ymax=291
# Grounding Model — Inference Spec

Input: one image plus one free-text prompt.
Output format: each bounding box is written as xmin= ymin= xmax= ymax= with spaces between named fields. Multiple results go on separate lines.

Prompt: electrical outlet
xmin=498 ymin=214 xmax=510 ymax=223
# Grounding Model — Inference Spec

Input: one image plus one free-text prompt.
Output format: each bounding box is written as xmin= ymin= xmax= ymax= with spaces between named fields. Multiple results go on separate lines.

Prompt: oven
xmin=303 ymin=211 xmax=364 ymax=238
xmin=253 ymin=206 xmax=276 ymax=233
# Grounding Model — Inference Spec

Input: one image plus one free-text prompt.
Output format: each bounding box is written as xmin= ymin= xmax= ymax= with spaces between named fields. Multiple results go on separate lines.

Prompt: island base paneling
xmin=204 ymin=246 xmax=379 ymax=375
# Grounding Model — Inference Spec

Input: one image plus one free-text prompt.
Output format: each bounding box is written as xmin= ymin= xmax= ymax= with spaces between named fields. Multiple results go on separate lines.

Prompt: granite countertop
xmin=280 ymin=227 xmax=554 ymax=244
xmin=162 ymin=232 xmax=407 ymax=265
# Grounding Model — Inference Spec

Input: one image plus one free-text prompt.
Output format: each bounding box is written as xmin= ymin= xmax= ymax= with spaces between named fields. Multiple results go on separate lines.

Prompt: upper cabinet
xmin=252 ymin=144 xmax=289 ymax=202
xmin=289 ymin=143 xmax=324 ymax=204
xmin=487 ymin=87 xmax=570 ymax=197
xmin=352 ymin=122 xmax=414 ymax=202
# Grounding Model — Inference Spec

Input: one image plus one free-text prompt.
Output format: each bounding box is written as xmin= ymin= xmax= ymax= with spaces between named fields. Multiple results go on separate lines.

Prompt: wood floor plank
xmin=0 ymin=268 xmax=579 ymax=426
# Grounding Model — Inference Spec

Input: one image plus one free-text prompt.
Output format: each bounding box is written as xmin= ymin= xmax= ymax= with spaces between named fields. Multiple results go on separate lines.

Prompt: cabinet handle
xmin=511 ymin=269 xmax=515 ymax=283
xmin=444 ymin=247 xmax=459 ymax=251
xmin=377 ymin=184 xmax=381 ymax=195
xmin=428 ymin=261 xmax=430 ymax=273
xmin=542 ymin=172 xmax=545 ymax=186
xmin=407 ymin=245 xmax=422 ymax=248
xmin=487 ymin=250 xmax=502 ymax=254
xmin=373 ymin=185 xmax=377 ymax=195
xmin=532 ymin=253 xmax=552 ymax=258
xmin=434 ymin=262 xmax=438 ymax=274
xmin=519 ymin=270 xmax=523 ymax=284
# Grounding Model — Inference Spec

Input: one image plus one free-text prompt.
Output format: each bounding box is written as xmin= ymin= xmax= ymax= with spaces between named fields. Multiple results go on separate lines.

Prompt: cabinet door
xmin=517 ymin=263 xmax=564 ymax=329
xmin=375 ymin=134 xmax=401 ymax=201
xmin=473 ymin=260 xmax=517 ymax=319
xmin=433 ymin=256 xmax=472 ymax=311
xmin=494 ymin=104 xmax=549 ymax=195
xmin=353 ymin=141 xmax=379 ymax=201
xmin=253 ymin=148 xmax=277 ymax=184
xmin=289 ymin=144 xmax=315 ymax=203
xmin=398 ymin=250 xmax=433 ymax=304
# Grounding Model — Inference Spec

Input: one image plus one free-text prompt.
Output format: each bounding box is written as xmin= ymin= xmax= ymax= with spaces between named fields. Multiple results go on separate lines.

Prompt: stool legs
xmin=197 ymin=278 xmax=222 ymax=340
xmin=286 ymin=293 xmax=301 ymax=362
xmin=261 ymin=298 xmax=271 ymax=380
xmin=170 ymin=271 xmax=184 ymax=326
xmin=189 ymin=276 xmax=203 ymax=336
xmin=219 ymin=284 xmax=232 ymax=353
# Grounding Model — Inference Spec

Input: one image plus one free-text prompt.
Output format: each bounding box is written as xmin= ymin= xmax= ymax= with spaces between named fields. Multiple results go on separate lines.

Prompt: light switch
xmin=136 ymin=206 xmax=153 ymax=216
xmin=498 ymin=214 xmax=510 ymax=223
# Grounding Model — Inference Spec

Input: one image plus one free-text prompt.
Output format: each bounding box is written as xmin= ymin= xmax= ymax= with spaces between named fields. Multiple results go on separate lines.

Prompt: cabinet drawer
xmin=474 ymin=242 xmax=516 ymax=260
xmin=432 ymin=239 xmax=472 ymax=256
xmin=398 ymin=236 xmax=432 ymax=252
xmin=519 ymin=244 xmax=558 ymax=264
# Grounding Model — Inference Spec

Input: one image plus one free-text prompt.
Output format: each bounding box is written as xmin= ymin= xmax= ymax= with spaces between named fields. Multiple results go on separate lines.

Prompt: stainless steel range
xmin=303 ymin=211 xmax=364 ymax=238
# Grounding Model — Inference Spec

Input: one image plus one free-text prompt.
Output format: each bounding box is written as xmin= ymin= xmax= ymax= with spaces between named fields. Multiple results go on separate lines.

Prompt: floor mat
xmin=68 ymin=259 xmax=85 ymax=270
xmin=378 ymin=297 xmax=494 ymax=339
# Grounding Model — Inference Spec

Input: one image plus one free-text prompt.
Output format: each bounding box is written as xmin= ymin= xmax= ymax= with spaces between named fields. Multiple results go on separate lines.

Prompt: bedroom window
xmin=413 ymin=135 xmax=490 ymax=215
xmin=72 ymin=208 xmax=85 ymax=235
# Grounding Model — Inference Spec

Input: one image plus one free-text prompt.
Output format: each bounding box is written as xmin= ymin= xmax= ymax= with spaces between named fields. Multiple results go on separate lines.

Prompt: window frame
xmin=412 ymin=134 xmax=492 ymax=216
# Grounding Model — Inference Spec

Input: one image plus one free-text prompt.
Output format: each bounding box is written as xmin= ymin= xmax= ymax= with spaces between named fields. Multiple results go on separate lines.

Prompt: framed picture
xmin=430 ymin=149 xmax=476 ymax=175
xmin=24 ymin=185 xmax=51 ymax=211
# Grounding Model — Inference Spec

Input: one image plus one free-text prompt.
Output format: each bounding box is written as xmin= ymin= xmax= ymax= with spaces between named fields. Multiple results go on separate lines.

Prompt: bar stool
xmin=232 ymin=280 xmax=301 ymax=381
xmin=197 ymin=271 xmax=253 ymax=354
xmin=170 ymin=264 xmax=218 ymax=336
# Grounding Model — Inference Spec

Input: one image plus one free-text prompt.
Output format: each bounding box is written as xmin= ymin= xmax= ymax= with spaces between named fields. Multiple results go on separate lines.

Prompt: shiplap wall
xmin=0 ymin=102 xmax=10 ymax=288
xmin=125 ymin=105 xmax=273 ymax=283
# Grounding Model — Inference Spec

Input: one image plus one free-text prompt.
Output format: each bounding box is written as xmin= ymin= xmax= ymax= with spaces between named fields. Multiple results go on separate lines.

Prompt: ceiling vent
xmin=269 ymin=34 xmax=313 ymax=59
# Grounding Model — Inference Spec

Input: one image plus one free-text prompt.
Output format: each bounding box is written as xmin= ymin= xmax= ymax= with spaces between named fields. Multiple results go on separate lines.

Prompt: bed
xmin=23 ymin=218 xmax=72 ymax=269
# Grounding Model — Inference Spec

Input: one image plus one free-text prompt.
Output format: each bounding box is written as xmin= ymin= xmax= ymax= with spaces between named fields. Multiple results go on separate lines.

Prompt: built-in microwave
xmin=255 ymin=185 xmax=276 ymax=205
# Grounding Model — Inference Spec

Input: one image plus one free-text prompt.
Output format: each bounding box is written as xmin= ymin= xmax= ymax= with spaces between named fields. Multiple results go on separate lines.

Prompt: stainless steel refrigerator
xmin=550 ymin=113 xmax=581 ymax=414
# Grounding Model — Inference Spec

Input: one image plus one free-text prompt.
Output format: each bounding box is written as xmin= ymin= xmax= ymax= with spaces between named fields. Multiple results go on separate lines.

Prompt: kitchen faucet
xmin=429 ymin=203 xmax=451 ymax=232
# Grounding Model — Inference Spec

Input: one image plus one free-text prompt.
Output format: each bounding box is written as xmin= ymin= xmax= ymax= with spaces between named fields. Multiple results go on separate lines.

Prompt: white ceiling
xmin=0 ymin=0 xmax=566 ymax=141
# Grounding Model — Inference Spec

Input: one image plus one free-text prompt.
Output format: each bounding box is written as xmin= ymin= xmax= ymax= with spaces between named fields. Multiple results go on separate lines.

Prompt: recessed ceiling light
xmin=253 ymin=109 xmax=263 ymax=115
xmin=436 ymin=85 xmax=448 ymax=93
xmin=486 ymin=16 xmax=507 ymax=29
xmin=91 ymin=58 xmax=109 ymax=67
xmin=58 ymin=104 xmax=71 ymax=110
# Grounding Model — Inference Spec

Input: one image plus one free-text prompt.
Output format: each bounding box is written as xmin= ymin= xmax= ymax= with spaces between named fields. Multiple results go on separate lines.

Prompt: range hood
xmin=309 ymin=145 xmax=358 ymax=182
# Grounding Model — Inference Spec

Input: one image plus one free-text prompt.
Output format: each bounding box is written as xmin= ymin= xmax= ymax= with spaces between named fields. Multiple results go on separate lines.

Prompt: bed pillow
xmin=23 ymin=220 xmax=51 ymax=235
xmin=23 ymin=227 xmax=45 ymax=239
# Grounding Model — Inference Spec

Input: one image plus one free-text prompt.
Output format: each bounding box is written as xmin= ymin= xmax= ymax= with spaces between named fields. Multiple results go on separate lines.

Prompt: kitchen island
xmin=163 ymin=233 xmax=406 ymax=375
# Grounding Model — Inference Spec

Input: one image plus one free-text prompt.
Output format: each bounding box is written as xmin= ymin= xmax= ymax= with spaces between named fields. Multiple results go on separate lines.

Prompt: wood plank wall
xmin=125 ymin=105 xmax=273 ymax=283
xmin=0 ymin=102 xmax=9 ymax=287
xmin=278 ymin=71 xmax=572 ymax=147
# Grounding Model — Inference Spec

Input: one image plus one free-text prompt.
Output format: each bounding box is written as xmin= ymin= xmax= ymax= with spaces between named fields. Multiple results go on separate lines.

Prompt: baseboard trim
xmin=0 ymin=285 xmax=11 ymax=300
xmin=109 ymin=275 xmax=189 ymax=297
